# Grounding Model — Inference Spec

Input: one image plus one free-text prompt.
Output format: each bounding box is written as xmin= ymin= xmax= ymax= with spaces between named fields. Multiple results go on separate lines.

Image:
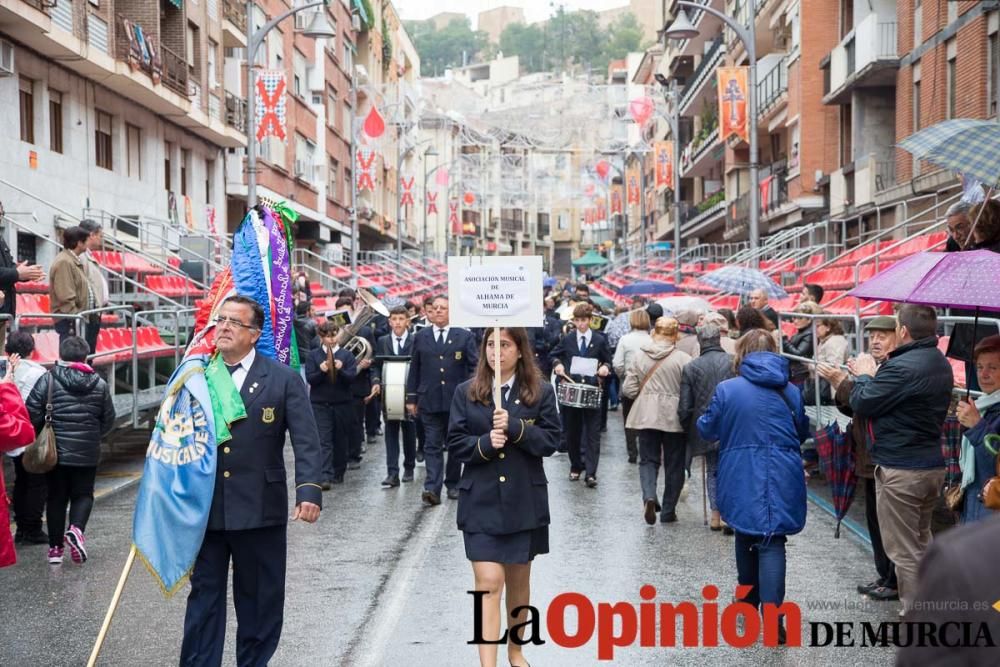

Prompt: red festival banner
xmin=400 ymin=176 xmax=415 ymax=207
xmin=611 ymin=185 xmax=624 ymax=215
xmin=717 ymin=66 xmax=750 ymax=143
xmin=449 ymin=200 xmax=460 ymax=234
xmin=255 ymin=70 xmax=287 ymax=142
xmin=626 ymin=168 xmax=641 ymax=205
xmin=356 ymin=149 xmax=377 ymax=192
xmin=655 ymin=142 xmax=674 ymax=190
xmin=426 ymin=191 xmax=438 ymax=215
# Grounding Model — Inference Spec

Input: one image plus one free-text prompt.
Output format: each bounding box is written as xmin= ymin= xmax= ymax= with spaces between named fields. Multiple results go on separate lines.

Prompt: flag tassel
xmin=87 ymin=545 xmax=137 ymax=667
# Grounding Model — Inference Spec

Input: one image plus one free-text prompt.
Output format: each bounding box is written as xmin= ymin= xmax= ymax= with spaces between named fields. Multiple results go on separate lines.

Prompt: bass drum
xmin=383 ymin=361 xmax=410 ymax=421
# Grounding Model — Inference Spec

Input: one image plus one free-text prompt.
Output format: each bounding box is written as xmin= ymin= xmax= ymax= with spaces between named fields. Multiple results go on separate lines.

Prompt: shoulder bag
xmin=636 ymin=351 xmax=674 ymax=398
xmin=22 ymin=374 xmax=57 ymax=474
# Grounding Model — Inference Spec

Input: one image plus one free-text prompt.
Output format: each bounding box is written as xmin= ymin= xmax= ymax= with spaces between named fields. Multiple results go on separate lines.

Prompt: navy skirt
xmin=463 ymin=526 xmax=549 ymax=564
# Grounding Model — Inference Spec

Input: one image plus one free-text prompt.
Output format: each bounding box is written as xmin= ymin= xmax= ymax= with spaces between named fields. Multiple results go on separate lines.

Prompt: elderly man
xmin=748 ymin=288 xmax=779 ymax=329
xmin=819 ymin=315 xmax=899 ymax=602
xmin=848 ymin=305 xmax=953 ymax=615
xmin=944 ymin=201 xmax=974 ymax=252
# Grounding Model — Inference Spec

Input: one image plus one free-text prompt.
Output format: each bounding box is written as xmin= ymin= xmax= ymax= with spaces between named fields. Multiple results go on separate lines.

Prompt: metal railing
xmin=679 ymin=35 xmax=724 ymax=111
xmin=160 ymin=44 xmax=189 ymax=98
xmin=225 ymin=91 xmax=248 ymax=133
xmin=877 ymin=22 xmax=898 ymax=59
xmin=131 ymin=308 xmax=194 ymax=427
xmin=757 ymin=57 xmax=788 ymax=116
xmin=291 ymin=248 xmax=353 ymax=295
xmin=875 ymin=160 xmax=896 ymax=192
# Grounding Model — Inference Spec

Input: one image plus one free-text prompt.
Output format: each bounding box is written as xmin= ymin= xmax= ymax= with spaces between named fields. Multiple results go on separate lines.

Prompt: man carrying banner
xmin=179 ymin=295 xmax=323 ymax=666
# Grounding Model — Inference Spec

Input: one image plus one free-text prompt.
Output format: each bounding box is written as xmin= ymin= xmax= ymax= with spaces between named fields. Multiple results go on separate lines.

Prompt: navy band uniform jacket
xmin=548 ymin=329 xmax=612 ymax=387
xmin=405 ymin=326 xmax=479 ymax=414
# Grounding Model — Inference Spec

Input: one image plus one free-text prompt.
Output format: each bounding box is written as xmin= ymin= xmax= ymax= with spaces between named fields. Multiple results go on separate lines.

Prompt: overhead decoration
xmin=611 ymin=185 xmax=623 ymax=215
xmin=363 ymin=105 xmax=386 ymax=139
xmin=449 ymin=200 xmax=460 ymax=233
xmin=400 ymin=176 xmax=415 ymax=207
xmin=595 ymin=160 xmax=610 ymax=180
xmin=463 ymin=191 xmax=476 ymax=206
xmin=717 ymin=66 xmax=750 ymax=143
xmin=254 ymin=70 xmax=287 ymax=142
xmin=628 ymin=97 xmax=655 ymax=127
xmin=627 ymin=167 xmax=641 ymax=205
xmin=435 ymin=167 xmax=450 ymax=186
xmin=356 ymin=148 xmax=377 ymax=192
xmin=426 ymin=191 xmax=438 ymax=215
xmin=655 ymin=142 xmax=674 ymax=190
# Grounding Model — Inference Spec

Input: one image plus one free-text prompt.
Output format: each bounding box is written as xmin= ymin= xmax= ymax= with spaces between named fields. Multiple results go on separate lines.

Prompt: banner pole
xmin=493 ymin=326 xmax=502 ymax=404
xmin=86 ymin=545 xmax=137 ymax=667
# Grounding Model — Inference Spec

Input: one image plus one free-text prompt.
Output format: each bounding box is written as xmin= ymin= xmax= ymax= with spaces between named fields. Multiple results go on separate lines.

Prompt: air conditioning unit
xmin=294 ymin=160 xmax=309 ymax=179
xmin=0 ymin=39 xmax=14 ymax=77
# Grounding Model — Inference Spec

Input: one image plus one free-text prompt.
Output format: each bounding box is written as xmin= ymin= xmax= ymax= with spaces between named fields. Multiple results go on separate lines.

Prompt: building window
xmin=207 ymin=39 xmax=218 ymax=90
xmin=95 ymin=110 xmax=112 ymax=170
xmin=912 ymin=62 xmax=922 ymax=131
xmin=206 ymin=159 xmax=215 ymax=202
xmin=990 ymin=24 xmax=999 ymax=117
xmin=181 ymin=149 xmax=191 ymax=196
xmin=126 ymin=124 xmax=142 ymax=179
xmin=19 ymin=77 xmax=34 ymax=144
xmin=165 ymin=141 xmax=173 ymax=191
xmin=294 ymin=135 xmax=316 ymax=181
xmin=344 ymin=42 xmax=354 ymax=71
xmin=293 ymin=51 xmax=307 ymax=98
xmin=946 ymin=40 xmax=957 ymax=119
xmin=49 ymin=90 xmax=63 ymax=153
xmin=328 ymin=158 xmax=338 ymax=199
xmin=327 ymin=86 xmax=338 ymax=128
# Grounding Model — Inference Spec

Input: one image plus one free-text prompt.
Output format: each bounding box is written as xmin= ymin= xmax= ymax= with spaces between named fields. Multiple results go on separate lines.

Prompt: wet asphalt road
xmin=0 ymin=410 xmax=900 ymax=666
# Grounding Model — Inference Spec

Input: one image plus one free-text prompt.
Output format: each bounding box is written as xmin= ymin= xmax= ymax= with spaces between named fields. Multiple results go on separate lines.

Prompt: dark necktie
xmin=396 ymin=337 xmax=403 ymax=355
xmin=578 ymin=336 xmax=587 ymax=355
xmin=436 ymin=329 xmax=444 ymax=346
xmin=501 ymin=385 xmax=511 ymax=409
xmin=226 ymin=363 xmax=240 ymax=375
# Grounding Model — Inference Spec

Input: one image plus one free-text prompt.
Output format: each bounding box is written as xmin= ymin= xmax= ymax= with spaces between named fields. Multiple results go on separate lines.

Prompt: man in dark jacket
xmin=292 ymin=300 xmax=319 ymax=365
xmin=677 ymin=323 xmax=734 ymax=530
xmin=819 ymin=315 xmax=899 ymax=601
xmin=0 ymin=203 xmax=45 ymax=350
xmin=848 ymin=305 xmax=954 ymax=614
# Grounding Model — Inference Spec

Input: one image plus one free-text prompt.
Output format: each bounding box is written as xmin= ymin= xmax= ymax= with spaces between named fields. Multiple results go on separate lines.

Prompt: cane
xmin=701 ymin=455 xmax=708 ymax=527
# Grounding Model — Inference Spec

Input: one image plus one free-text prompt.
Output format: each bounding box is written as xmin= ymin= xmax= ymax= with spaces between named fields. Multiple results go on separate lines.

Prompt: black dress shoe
xmin=401 ymin=470 xmax=414 ymax=482
xmin=857 ymin=580 xmax=881 ymax=595
xmin=381 ymin=475 xmax=400 ymax=488
xmin=348 ymin=461 xmax=362 ymax=470
xmin=867 ymin=586 xmax=899 ymax=601
xmin=585 ymin=476 xmax=598 ymax=488
xmin=627 ymin=456 xmax=637 ymax=464
xmin=416 ymin=451 xmax=425 ymax=463
xmin=446 ymin=488 xmax=459 ymax=500
xmin=660 ymin=512 xmax=677 ymax=523
xmin=422 ymin=490 xmax=441 ymax=506
xmin=367 ymin=435 xmax=377 ymax=444
xmin=331 ymin=475 xmax=345 ymax=484
xmin=321 ymin=481 xmax=332 ymax=491
xmin=643 ymin=499 xmax=657 ymax=525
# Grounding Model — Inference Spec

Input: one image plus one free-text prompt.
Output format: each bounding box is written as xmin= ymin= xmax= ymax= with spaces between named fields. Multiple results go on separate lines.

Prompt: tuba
xmin=334 ymin=288 xmax=390 ymax=363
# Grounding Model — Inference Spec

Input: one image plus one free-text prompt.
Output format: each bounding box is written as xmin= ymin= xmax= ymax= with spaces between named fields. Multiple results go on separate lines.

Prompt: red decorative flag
xmin=435 ymin=167 xmax=450 ymax=186
xmin=597 ymin=198 xmax=607 ymax=220
xmin=655 ymin=142 xmax=674 ymax=190
xmin=463 ymin=191 xmax=476 ymax=206
xmin=627 ymin=167 xmax=641 ymax=205
xmin=629 ymin=97 xmax=654 ymax=126
xmin=426 ymin=191 xmax=438 ymax=215
xmin=595 ymin=160 xmax=610 ymax=180
xmin=717 ymin=67 xmax=750 ymax=143
xmin=449 ymin=200 xmax=460 ymax=234
xmin=611 ymin=185 xmax=623 ymax=215
xmin=400 ymin=176 xmax=415 ymax=207
xmin=363 ymin=106 xmax=386 ymax=139
xmin=255 ymin=70 xmax=287 ymax=142
xmin=356 ymin=149 xmax=377 ymax=192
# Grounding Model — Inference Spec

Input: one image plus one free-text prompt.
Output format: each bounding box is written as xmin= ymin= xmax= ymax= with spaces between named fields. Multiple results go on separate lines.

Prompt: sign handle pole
xmin=87 ymin=545 xmax=137 ymax=667
xmin=493 ymin=326 xmax=502 ymax=406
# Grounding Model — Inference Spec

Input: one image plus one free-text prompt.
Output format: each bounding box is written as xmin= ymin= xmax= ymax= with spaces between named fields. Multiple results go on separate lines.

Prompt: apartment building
xmin=2 ymin=0 xmax=245 ymax=259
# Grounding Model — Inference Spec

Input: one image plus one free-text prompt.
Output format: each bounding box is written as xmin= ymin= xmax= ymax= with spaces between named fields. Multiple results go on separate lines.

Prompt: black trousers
xmin=349 ymin=398 xmax=365 ymax=461
xmin=864 ymin=476 xmax=897 ymax=588
xmin=384 ymin=418 xmax=416 ymax=477
xmin=181 ymin=526 xmax=287 ymax=667
xmin=45 ymin=464 xmax=97 ymax=548
xmin=313 ymin=401 xmax=354 ymax=480
xmin=55 ymin=316 xmax=100 ymax=355
xmin=638 ymin=430 xmax=687 ymax=516
xmin=415 ymin=415 xmax=425 ymax=454
xmin=620 ymin=396 xmax=638 ymax=460
xmin=11 ymin=454 xmax=47 ymax=534
xmin=365 ymin=396 xmax=381 ymax=437
xmin=565 ymin=406 xmax=601 ymax=478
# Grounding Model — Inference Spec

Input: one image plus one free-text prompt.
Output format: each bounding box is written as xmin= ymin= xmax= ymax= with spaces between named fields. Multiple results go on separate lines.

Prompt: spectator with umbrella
xmin=955 ymin=335 xmax=1000 ymax=524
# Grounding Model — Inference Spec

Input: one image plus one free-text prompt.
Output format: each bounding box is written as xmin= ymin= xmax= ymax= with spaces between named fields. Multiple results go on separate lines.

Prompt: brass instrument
xmin=326 ymin=345 xmax=337 ymax=383
xmin=334 ymin=288 xmax=390 ymax=363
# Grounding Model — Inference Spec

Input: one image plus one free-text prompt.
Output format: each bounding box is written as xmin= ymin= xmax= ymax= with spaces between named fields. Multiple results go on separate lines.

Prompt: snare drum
xmin=556 ymin=382 xmax=603 ymax=409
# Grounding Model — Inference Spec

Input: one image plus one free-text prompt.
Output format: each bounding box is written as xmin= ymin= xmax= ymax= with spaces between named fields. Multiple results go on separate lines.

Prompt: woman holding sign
xmin=448 ymin=327 xmax=560 ymax=667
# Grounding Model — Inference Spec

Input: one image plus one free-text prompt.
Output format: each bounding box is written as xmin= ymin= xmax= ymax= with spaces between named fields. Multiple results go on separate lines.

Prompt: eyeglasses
xmin=214 ymin=316 xmax=258 ymax=332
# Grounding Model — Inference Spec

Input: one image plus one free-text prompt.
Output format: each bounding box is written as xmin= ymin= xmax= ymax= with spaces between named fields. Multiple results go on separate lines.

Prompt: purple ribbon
xmin=263 ymin=208 xmax=294 ymax=365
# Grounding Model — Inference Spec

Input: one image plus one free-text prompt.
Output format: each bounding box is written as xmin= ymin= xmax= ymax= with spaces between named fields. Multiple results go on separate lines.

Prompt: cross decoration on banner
xmin=597 ymin=198 xmax=607 ymax=221
xmin=655 ymin=142 xmax=673 ymax=190
xmin=717 ymin=67 xmax=750 ymax=143
xmin=449 ymin=200 xmax=460 ymax=234
xmin=400 ymin=177 xmax=415 ymax=207
xmin=611 ymin=185 xmax=623 ymax=214
xmin=255 ymin=70 xmax=287 ymax=142
xmin=426 ymin=191 xmax=438 ymax=215
xmin=627 ymin=168 xmax=641 ymax=205
xmin=356 ymin=149 xmax=377 ymax=192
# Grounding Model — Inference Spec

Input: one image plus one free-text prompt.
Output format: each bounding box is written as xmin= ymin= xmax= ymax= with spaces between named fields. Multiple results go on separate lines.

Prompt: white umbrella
xmin=655 ymin=295 xmax=714 ymax=314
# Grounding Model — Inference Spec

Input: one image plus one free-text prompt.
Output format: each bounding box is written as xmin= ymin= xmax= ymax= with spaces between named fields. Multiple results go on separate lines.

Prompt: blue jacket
xmin=697 ymin=352 xmax=810 ymax=537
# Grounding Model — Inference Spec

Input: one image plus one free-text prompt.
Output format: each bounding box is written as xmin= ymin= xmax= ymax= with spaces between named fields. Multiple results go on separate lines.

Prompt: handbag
xmin=980 ymin=454 xmax=1000 ymax=511
xmin=635 ymin=351 xmax=673 ymax=398
xmin=21 ymin=374 xmax=57 ymax=474
xmin=940 ymin=411 xmax=965 ymax=512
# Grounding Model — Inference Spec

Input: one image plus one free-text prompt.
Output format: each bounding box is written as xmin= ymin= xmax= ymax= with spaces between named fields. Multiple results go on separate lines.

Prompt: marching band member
xmin=335 ymin=295 xmax=375 ymax=469
xmin=305 ymin=321 xmax=358 ymax=486
xmin=447 ymin=327 xmax=560 ymax=667
xmin=372 ymin=305 xmax=416 ymax=488
xmin=550 ymin=303 xmax=612 ymax=488
xmin=406 ymin=295 xmax=479 ymax=506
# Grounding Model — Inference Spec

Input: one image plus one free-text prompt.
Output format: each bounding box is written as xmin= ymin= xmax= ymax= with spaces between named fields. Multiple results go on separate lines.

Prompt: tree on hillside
xmin=603 ymin=12 xmax=647 ymax=65
xmin=404 ymin=18 xmax=489 ymax=76
xmin=499 ymin=23 xmax=547 ymax=73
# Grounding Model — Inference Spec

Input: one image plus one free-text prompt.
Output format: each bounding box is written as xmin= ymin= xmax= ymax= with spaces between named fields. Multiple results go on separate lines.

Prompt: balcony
xmin=724 ymin=161 xmax=789 ymax=237
xmin=668 ymin=0 xmax=725 ymax=60
xmin=680 ymin=123 xmax=721 ymax=178
xmin=823 ymin=16 xmax=899 ymax=105
xmin=756 ymin=56 xmax=788 ymax=120
xmin=225 ymin=91 xmax=248 ymax=133
xmin=679 ymin=35 xmax=724 ymax=115
xmin=222 ymin=0 xmax=248 ymax=48
xmin=680 ymin=191 xmax=727 ymax=236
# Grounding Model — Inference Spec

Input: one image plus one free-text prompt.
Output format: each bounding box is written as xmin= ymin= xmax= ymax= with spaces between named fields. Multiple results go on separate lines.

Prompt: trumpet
xmin=334 ymin=288 xmax=390 ymax=363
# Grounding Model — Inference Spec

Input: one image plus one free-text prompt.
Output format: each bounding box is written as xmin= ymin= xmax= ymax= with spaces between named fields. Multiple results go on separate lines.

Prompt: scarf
xmin=959 ymin=391 xmax=1000 ymax=491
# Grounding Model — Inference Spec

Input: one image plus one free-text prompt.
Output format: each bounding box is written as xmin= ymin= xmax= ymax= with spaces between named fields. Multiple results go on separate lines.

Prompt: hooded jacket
xmin=678 ymin=343 xmax=735 ymax=457
xmin=697 ymin=352 xmax=810 ymax=537
xmin=25 ymin=363 xmax=115 ymax=467
xmin=1 ymin=383 xmax=36 ymax=567
xmin=849 ymin=336 xmax=954 ymax=469
xmin=621 ymin=339 xmax=691 ymax=432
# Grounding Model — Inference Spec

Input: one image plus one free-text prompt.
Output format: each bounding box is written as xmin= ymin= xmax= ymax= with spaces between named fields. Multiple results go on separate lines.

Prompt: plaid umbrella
xmin=700 ymin=266 xmax=788 ymax=299
xmin=814 ymin=421 xmax=856 ymax=538
xmin=898 ymin=119 xmax=1000 ymax=187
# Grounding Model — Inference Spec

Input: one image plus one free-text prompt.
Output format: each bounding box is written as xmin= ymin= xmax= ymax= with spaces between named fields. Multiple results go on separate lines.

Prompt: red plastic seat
xmin=29 ymin=332 xmax=59 ymax=365
xmin=17 ymin=293 xmax=53 ymax=327
xmin=137 ymin=326 xmax=174 ymax=358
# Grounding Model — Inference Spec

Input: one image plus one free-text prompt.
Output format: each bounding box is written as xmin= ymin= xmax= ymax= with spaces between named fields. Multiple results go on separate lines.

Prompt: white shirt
xmin=226 ymin=348 xmax=256 ymax=392
xmin=392 ymin=331 xmax=409 ymax=354
xmin=577 ymin=331 xmax=590 ymax=351
xmin=433 ymin=326 xmax=450 ymax=344
xmin=499 ymin=374 xmax=516 ymax=406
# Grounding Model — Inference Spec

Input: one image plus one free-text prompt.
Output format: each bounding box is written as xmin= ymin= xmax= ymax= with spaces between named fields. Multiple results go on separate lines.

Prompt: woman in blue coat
xmin=697 ymin=329 xmax=810 ymax=644
xmin=956 ymin=335 xmax=1000 ymax=523
xmin=448 ymin=327 xmax=560 ymax=667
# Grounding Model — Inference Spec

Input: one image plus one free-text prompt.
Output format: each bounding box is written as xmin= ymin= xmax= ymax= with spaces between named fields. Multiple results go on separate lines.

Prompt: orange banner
xmin=655 ymin=141 xmax=673 ymax=190
xmin=717 ymin=66 xmax=749 ymax=143
xmin=596 ymin=198 xmax=607 ymax=221
xmin=610 ymin=185 xmax=624 ymax=215
xmin=626 ymin=168 xmax=641 ymax=205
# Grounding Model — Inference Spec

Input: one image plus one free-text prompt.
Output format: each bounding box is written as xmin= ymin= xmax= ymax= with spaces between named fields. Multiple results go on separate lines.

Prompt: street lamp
xmin=654 ymin=72 xmax=683 ymax=285
xmin=421 ymin=145 xmax=439 ymax=258
xmin=665 ymin=3 xmax=760 ymax=268
xmin=246 ymin=1 xmax=336 ymax=209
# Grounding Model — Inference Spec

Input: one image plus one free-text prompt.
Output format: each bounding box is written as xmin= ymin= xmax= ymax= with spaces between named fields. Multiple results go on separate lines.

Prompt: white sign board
xmin=448 ymin=255 xmax=544 ymax=328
